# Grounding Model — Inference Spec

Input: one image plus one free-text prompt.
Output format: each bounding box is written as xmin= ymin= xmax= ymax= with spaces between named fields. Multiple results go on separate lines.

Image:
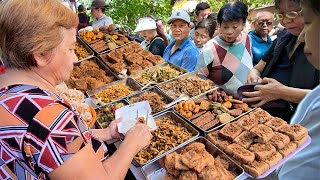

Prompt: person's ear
xmin=33 ymin=52 xmax=51 ymax=67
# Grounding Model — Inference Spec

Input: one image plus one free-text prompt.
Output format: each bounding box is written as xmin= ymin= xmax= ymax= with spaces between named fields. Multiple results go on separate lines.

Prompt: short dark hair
xmin=217 ymin=1 xmax=248 ymax=24
xmin=155 ymin=19 xmax=165 ymax=25
xmin=78 ymin=5 xmax=84 ymax=12
xmin=195 ymin=2 xmax=210 ymax=16
xmin=195 ymin=16 xmax=217 ymax=38
xmin=301 ymin=0 xmax=320 ymax=15
xmin=275 ymin=0 xmax=300 ymax=9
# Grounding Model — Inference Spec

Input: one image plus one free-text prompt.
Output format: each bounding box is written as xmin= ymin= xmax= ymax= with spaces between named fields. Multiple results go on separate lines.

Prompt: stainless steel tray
xmin=66 ymin=57 xmax=120 ymax=92
xmin=94 ymin=99 xmax=129 ymax=129
xmin=130 ymin=62 xmax=189 ymax=87
xmin=141 ymin=136 xmax=244 ymax=180
xmin=172 ymin=92 xmax=256 ymax=135
xmin=132 ymin=111 xmax=199 ymax=167
xmin=76 ymin=36 xmax=94 ymax=63
xmin=158 ymin=72 xmax=218 ymax=100
xmin=87 ymin=77 xmax=142 ymax=106
xmin=126 ymin=86 xmax=174 ymax=116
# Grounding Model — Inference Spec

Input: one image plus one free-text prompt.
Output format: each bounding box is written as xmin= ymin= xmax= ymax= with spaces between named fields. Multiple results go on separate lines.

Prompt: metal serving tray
xmin=158 ymin=72 xmax=218 ymax=100
xmin=66 ymin=57 xmax=120 ymax=92
xmin=130 ymin=62 xmax=189 ymax=87
xmin=94 ymin=99 xmax=130 ymax=129
xmin=87 ymin=77 xmax=141 ymax=106
xmin=126 ymin=86 xmax=174 ymax=116
xmin=132 ymin=111 xmax=199 ymax=167
xmin=76 ymin=36 xmax=94 ymax=63
xmin=141 ymin=136 xmax=244 ymax=180
xmin=172 ymin=92 xmax=257 ymax=135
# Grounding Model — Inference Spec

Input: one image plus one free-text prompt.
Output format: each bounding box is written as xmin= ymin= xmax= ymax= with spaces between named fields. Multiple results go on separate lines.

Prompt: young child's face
xmin=219 ymin=19 xmax=244 ymax=43
xmin=298 ymin=3 xmax=320 ymax=69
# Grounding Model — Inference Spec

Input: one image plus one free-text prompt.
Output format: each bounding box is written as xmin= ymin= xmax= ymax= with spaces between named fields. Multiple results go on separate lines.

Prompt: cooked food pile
xmin=164 ymin=142 xmax=235 ymax=180
xmin=66 ymin=60 xmax=115 ymax=91
xmin=129 ymin=91 xmax=166 ymax=114
xmin=174 ymin=89 xmax=251 ymax=131
xmin=94 ymin=84 xmax=134 ymax=104
xmin=75 ymin=42 xmax=90 ymax=60
xmin=135 ymin=118 xmax=193 ymax=164
xmin=159 ymin=77 xmax=213 ymax=99
xmin=96 ymin=102 xmax=125 ymax=128
xmin=207 ymin=108 xmax=308 ymax=177
xmin=55 ymin=85 xmax=92 ymax=126
xmin=100 ymin=41 xmax=164 ymax=76
xmin=135 ymin=65 xmax=184 ymax=85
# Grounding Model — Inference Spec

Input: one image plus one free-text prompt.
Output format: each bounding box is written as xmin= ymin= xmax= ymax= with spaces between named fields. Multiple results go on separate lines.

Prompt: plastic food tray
xmin=141 ymin=136 xmax=245 ymax=180
xmin=131 ymin=111 xmax=199 ymax=167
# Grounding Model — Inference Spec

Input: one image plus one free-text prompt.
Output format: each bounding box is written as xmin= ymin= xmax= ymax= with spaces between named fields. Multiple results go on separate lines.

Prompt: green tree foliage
xmin=77 ymin=0 xmax=272 ymax=32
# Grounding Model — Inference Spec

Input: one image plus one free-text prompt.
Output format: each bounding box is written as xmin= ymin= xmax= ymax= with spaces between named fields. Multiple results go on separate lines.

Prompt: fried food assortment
xmin=55 ymin=85 xmax=92 ymax=126
xmin=75 ymin=42 xmax=90 ymax=60
xmin=159 ymin=77 xmax=214 ymax=99
xmin=79 ymin=29 xmax=103 ymax=43
xmin=135 ymin=118 xmax=193 ymax=164
xmin=66 ymin=60 xmax=115 ymax=92
xmin=96 ymin=102 xmax=125 ymax=128
xmin=94 ymin=84 xmax=134 ymax=104
xmin=164 ymin=142 xmax=235 ymax=180
xmin=174 ymin=89 xmax=252 ymax=131
xmin=129 ymin=91 xmax=166 ymax=113
xmin=207 ymin=108 xmax=309 ymax=178
xmin=135 ymin=65 xmax=184 ymax=85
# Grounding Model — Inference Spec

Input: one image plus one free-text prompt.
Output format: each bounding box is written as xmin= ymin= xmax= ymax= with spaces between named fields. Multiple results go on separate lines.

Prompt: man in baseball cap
xmin=163 ymin=10 xmax=199 ymax=71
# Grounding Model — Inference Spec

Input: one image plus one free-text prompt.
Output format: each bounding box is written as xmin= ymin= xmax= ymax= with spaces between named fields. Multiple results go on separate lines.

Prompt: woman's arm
xmin=49 ymin=124 xmax=152 ymax=179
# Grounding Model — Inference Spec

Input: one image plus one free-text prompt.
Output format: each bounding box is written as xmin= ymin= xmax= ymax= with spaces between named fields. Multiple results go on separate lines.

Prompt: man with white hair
xmin=249 ymin=11 xmax=274 ymax=65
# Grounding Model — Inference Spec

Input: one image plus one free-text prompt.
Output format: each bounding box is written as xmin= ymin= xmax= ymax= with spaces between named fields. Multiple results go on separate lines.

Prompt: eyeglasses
xmin=276 ymin=10 xmax=302 ymax=19
xmin=257 ymin=20 xmax=273 ymax=26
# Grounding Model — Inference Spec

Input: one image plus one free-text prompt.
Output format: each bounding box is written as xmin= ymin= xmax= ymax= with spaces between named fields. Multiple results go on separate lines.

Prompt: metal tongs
xmin=136 ymin=109 xmax=149 ymax=126
xmin=141 ymin=81 xmax=157 ymax=91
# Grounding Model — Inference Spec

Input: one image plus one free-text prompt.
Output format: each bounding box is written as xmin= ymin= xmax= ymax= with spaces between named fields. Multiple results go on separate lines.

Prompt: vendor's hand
xmin=242 ymin=78 xmax=284 ymax=107
xmin=107 ymin=118 xmax=124 ymax=140
xmin=125 ymin=123 xmax=152 ymax=152
xmin=247 ymin=70 xmax=262 ymax=84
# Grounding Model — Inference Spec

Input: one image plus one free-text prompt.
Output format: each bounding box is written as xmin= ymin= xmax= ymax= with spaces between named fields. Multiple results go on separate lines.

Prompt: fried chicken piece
xmin=73 ymin=79 xmax=88 ymax=91
xmin=174 ymin=154 xmax=189 ymax=170
xmin=165 ymin=173 xmax=178 ymax=180
xmin=80 ymin=60 xmax=99 ymax=68
xmin=164 ymin=152 xmax=180 ymax=177
xmin=140 ymin=60 xmax=153 ymax=69
xmin=183 ymin=142 xmax=205 ymax=153
xmin=181 ymin=150 xmax=202 ymax=169
xmin=179 ymin=171 xmax=197 ymax=180
xmin=88 ymin=78 xmax=105 ymax=90
xmin=198 ymin=165 xmax=220 ymax=180
xmin=193 ymin=151 xmax=212 ymax=173
xmin=215 ymin=160 xmax=235 ymax=180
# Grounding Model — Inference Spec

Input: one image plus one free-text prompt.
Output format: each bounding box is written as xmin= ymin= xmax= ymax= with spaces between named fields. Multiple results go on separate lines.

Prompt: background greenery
xmin=77 ymin=0 xmax=273 ymax=32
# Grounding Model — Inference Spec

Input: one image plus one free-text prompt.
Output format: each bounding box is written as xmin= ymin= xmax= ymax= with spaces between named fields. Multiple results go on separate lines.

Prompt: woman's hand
xmin=242 ymin=78 xmax=285 ymax=107
xmin=125 ymin=123 xmax=152 ymax=152
xmin=107 ymin=118 xmax=124 ymax=140
xmin=247 ymin=69 xmax=262 ymax=84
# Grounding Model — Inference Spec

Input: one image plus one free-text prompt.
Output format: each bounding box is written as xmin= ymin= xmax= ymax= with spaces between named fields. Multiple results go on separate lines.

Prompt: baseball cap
xmin=88 ymin=0 xmax=106 ymax=10
xmin=134 ymin=17 xmax=157 ymax=33
xmin=168 ymin=10 xmax=191 ymax=24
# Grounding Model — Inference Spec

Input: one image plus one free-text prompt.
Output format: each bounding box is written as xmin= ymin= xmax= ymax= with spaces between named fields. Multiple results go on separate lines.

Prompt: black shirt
xmin=146 ymin=35 xmax=166 ymax=57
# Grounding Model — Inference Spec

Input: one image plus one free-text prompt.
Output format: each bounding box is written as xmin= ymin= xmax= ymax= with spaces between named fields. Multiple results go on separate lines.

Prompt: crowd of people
xmin=0 ymin=0 xmax=319 ymax=179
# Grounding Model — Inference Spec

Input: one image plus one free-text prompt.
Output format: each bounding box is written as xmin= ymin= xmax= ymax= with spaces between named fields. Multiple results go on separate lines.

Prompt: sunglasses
xmin=276 ymin=9 xmax=302 ymax=19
